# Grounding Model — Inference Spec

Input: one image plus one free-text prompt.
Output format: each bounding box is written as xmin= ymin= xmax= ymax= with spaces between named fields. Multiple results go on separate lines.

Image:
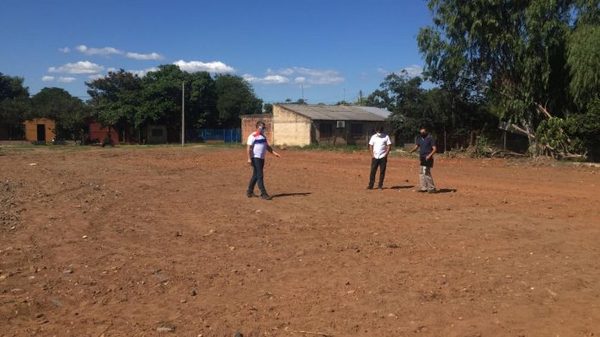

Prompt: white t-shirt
xmin=247 ymin=132 xmax=268 ymax=159
xmin=369 ymin=133 xmax=392 ymax=159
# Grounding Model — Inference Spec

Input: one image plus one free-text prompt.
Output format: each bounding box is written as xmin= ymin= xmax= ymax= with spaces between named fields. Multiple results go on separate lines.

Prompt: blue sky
xmin=0 ymin=0 xmax=432 ymax=104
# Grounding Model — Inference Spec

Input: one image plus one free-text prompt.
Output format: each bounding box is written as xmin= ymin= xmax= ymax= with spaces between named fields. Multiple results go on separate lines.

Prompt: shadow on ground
xmin=270 ymin=192 xmax=312 ymax=199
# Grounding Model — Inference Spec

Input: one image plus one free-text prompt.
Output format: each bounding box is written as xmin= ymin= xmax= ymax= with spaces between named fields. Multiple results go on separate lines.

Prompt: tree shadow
xmin=270 ymin=192 xmax=312 ymax=199
xmin=389 ymin=185 xmax=415 ymax=190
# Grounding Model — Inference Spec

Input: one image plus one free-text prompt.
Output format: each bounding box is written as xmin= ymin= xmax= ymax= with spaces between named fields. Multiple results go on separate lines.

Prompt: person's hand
xmin=426 ymin=154 xmax=432 ymax=161
xmin=273 ymin=151 xmax=281 ymax=158
xmin=247 ymin=158 xmax=252 ymax=165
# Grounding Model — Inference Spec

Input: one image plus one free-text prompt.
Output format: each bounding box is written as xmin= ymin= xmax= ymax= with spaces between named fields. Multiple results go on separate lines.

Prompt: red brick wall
xmin=241 ymin=114 xmax=273 ymax=144
xmin=89 ymin=122 xmax=119 ymax=145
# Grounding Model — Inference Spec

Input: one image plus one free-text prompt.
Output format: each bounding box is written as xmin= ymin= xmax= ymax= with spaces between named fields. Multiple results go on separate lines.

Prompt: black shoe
xmin=366 ymin=186 xmax=373 ymax=190
xmin=246 ymin=192 xmax=257 ymax=198
xmin=260 ymin=194 xmax=271 ymax=200
xmin=427 ymin=189 xmax=438 ymax=194
xmin=416 ymin=189 xmax=427 ymax=193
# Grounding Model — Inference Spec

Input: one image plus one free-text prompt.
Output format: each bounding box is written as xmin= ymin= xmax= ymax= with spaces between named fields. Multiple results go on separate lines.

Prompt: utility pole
xmin=181 ymin=81 xmax=185 ymax=147
xmin=301 ymin=84 xmax=304 ymax=102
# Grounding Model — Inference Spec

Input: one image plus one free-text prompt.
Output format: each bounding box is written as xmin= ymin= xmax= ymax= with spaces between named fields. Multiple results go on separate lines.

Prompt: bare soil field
xmin=1 ymin=145 xmax=599 ymax=337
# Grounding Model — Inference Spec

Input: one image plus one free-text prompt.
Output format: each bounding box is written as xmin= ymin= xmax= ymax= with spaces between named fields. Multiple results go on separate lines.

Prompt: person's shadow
xmin=390 ymin=185 xmax=415 ymax=190
xmin=270 ymin=192 xmax=312 ymax=199
xmin=435 ymin=188 xmax=457 ymax=193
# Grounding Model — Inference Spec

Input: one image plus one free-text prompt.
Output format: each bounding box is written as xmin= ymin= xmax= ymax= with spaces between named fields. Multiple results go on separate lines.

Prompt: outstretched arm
xmin=267 ymin=145 xmax=280 ymax=157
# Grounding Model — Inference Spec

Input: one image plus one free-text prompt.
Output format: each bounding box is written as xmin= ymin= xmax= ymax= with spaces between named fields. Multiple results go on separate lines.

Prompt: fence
xmin=198 ymin=128 xmax=241 ymax=143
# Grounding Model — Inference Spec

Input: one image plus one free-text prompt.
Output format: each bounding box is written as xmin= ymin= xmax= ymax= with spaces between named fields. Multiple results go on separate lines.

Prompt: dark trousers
xmin=369 ymin=157 xmax=388 ymax=188
xmin=248 ymin=158 xmax=267 ymax=195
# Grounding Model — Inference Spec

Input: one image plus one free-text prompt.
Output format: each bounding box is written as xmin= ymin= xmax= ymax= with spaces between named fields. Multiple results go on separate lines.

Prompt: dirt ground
xmin=1 ymin=145 xmax=599 ymax=337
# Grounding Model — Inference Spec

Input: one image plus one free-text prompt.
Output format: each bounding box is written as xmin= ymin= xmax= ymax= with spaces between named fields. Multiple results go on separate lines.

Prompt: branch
xmin=535 ymin=103 xmax=552 ymax=119
xmin=510 ymin=124 xmax=536 ymax=139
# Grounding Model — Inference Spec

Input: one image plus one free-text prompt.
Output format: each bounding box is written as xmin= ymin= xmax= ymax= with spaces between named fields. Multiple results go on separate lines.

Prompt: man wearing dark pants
xmin=411 ymin=127 xmax=437 ymax=193
xmin=367 ymin=126 xmax=392 ymax=190
xmin=247 ymin=121 xmax=280 ymax=200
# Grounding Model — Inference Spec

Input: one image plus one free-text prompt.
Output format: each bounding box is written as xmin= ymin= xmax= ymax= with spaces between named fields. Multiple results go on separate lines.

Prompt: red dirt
xmin=1 ymin=146 xmax=599 ymax=337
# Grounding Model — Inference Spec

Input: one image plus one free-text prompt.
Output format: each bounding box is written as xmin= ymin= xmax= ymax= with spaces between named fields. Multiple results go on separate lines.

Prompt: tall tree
xmin=86 ymin=69 xmax=143 ymax=137
xmin=0 ymin=73 xmax=29 ymax=127
xmin=215 ymin=75 xmax=262 ymax=127
xmin=417 ymin=0 xmax=585 ymax=152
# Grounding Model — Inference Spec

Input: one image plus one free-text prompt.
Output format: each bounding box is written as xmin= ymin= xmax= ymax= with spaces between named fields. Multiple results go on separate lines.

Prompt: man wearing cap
xmin=367 ymin=126 xmax=392 ymax=190
xmin=411 ymin=127 xmax=437 ymax=193
xmin=247 ymin=121 xmax=280 ymax=200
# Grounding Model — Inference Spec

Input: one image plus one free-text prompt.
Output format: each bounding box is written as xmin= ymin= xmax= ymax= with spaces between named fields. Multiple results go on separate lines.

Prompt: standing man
xmin=367 ymin=126 xmax=392 ymax=190
xmin=247 ymin=121 xmax=280 ymax=200
xmin=411 ymin=127 xmax=437 ymax=193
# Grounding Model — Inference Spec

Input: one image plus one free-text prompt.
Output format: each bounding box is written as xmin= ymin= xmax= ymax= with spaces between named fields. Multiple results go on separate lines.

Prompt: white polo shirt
xmin=247 ymin=131 xmax=268 ymax=159
xmin=369 ymin=133 xmax=392 ymax=159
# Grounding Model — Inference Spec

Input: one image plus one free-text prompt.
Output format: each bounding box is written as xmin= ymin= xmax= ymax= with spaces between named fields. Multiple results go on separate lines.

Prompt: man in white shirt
xmin=247 ymin=121 xmax=280 ymax=200
xmin=367 ymin=126 xmax=392 ymax=190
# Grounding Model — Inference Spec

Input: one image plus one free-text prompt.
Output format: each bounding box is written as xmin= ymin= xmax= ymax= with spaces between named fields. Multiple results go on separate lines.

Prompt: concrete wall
xmin=314 ymin=120 xmax=388 ymax=146
xmin=24 ymin=118 xmax=56 ymax=143
xmin=272 ymin=105 xmax=311 ymax=146
xmin=241 ymin=114 xmax=273 ymax=144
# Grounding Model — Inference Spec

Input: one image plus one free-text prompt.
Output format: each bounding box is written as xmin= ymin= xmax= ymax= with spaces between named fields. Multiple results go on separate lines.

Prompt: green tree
xmin=215 ymin=75 xmax=262 ymax=127
xmin=417 ymin=0 xmax=581 ymax=152
xmin=0 ymin=73 xmax=29 ymax=138
xmin=30 ymin=87 xmax=88 ymax=140
xmin=568 ymin=24 xmax=600 ymax=108
xmin=87 ymin=69 xmax=143 ymax=129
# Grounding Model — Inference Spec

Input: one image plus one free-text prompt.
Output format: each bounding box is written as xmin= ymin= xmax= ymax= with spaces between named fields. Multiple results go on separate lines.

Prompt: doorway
xmin=37 ymin=124 xmax=46 ymax=142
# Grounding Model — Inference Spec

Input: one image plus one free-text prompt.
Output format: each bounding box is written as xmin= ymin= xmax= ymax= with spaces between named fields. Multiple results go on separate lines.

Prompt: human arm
xmin=247 ymin=144 xmax=253 ymax=165
xmin=426 ymin=146 xmax=437 ymax=160
xmin=267 ymin=145 xmax=280 ymax=157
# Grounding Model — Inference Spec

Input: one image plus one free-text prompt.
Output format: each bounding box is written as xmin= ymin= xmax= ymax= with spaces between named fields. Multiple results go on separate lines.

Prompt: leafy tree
xmin=30 ymin=87 xmax=88 ymax=140
xmin=215 ymin=75 xmax=262 ymax=127
xmin=87 ymin=69 xmax=143 ymax=132
xmin=568 ymin=24 xmax=600 ymax=108
xmin=417 ymin=0 xmax=579 ymax=152
xmin=0 ymin=73 xmax=29 ymax=138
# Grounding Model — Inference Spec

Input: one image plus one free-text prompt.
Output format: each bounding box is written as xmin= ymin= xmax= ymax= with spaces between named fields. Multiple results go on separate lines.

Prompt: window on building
xmin=319 ymin=123 xmax=333 ymax=138
xmin=350 ymin=123 xmax=363 ymax=136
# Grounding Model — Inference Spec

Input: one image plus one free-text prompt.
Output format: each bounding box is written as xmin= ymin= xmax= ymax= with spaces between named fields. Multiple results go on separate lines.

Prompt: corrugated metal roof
xmin=277 ymin=104 xmax=391 ymax=121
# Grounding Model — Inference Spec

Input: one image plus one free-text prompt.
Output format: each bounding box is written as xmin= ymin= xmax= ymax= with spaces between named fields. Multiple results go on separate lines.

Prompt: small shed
xmin=24 ymin=118 xmax=56 ymax=143
xmin=271 ymin=104 xmax=391 ymax=146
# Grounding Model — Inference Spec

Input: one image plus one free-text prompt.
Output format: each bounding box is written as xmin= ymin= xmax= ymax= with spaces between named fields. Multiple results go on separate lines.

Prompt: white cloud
xmin=126 ymin=52 xmax=163 ymax=61
xmin=58 ymin=47 xmax=70 ymax=53
xmin=243 ymin=67 xmax=344 ymax=86
xmin=49 ymin=61 xmax=104 ymax=74
xmin=173 ymin=60 xmax=235 ymax=73
xmin=88 ymin=74 xmax=104 ymax=80
xmin=130 ymin=67 xmax=159 ymax=77
xmin=378 ymin=65 xmax=423 ymax=78
xmin=42 ymin=76 xmax=55 ymax=82
xmin=244 ymin=74 xmax=290 ymax=84
xmin=75 ymin=44 xmax=122 ymax=56
xmin=57 ymin=77 xmax=76 ymax=83
xmin=402 ymin=65 xmax=423 ymax=78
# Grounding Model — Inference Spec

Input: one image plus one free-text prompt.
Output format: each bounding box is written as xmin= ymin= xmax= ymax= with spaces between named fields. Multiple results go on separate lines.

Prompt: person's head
xmin=256 ymin=121 xmax=266 ymax=133
xmin=419 ymin=127 xmax=428 ymax=136
xmin=375 ymin=126 xmax=384 ymax=134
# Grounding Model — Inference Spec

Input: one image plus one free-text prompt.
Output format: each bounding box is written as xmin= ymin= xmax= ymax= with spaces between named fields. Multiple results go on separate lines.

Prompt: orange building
xmin=24 ymin=118 xmax=56 ymax=143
